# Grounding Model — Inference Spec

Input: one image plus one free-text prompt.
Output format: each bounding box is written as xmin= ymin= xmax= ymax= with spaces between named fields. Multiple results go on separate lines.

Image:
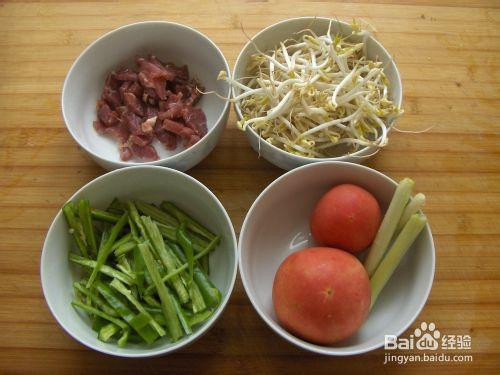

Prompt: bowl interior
xmin=41 ymin=166 xmax=237 ymax=357
xmin=62 ymin=22 xmax=229 ymax=164
xmin=232 ymin=17 xmax=402 ymax=162
xmin=239 ymin=162 xmax=434 ymax=355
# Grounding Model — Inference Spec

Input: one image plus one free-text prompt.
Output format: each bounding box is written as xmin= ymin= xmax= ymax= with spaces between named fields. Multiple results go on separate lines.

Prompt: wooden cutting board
xmin=0 ymin=0 xmax=499 ymax=373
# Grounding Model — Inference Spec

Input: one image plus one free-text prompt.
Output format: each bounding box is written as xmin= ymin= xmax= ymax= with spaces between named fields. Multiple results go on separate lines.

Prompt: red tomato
xmin=273 ymin=247 xmax=371 ymax=344
xmin=310 ymin=184 xmax=381 ymax=253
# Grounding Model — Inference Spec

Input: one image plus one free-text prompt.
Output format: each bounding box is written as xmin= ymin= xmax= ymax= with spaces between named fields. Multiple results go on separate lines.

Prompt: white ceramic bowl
xmin=238 ymin=162 xmax=434 ymax=355
xmin=41 ymin=166 xmax=238 ymax=357
xmin=62 ymin=21 xmax=230 ymax=171
xmin=232 ymin=17 xmax=403 ymax=170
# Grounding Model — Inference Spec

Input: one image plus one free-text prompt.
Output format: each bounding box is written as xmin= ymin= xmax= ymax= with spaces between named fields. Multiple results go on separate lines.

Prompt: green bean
xmin=143 ymin=236 xmax=219 ymax=296
xmin=141 ymin=216 xmax=189 ymax=304
xmin=95 ymin=281 xmax=158 ymax=344
xmin=110 ymin=278 xmax=166 ymax=337
xmin=87 ymin=212 xmax=128 ymax=288
xmin=156 ymin=222 xmax=210 ymax=253
xmin=177 ymin=223 xmax=194 ymax=283
xmin=168 ymin=240 xmax=217 ymax=309
xmin=73 ymin=282 xmax=118 ymax=317
xmin=117 ymin=328 xmax=130 ymax=347
xmin=161 ymin=201 xmax=216 ymax=241
xmin=91 ymin=208 xmax=121 ymax=223
xmin=127 ymin=201 xmax=145 ymax=236
xmin=71 ymin=300 xmax=128 ymax=330
xmin=70 ymin=254 xmax=135 ymax=285
xmin=116 ymin=260 xmax=134 ymax=278
xmin=132 ymin=246 xmax=145 ymax=295
xmin=108 ymin=198 xmax=127 ymax=215
xmin=128 ymin=216 xmax=139 ymax=242
xmin=193 ymin=267 xmax=221 ymax=309
xmin=156 ymin=222 xmax=176 ymax=242
xmin=91 ymin=316 xmax=108 ymax=332
xmin=138 ymin=242 xmax=183 ymax=341
xmin=135 ymin=200 xmax=178 ymax=227
xmin=99 ymin=228 xmax=110 ymax=251
xmin=79 ymin=200 xmax=97 ymax=257
xmin=63 ymin=202 xmax=88 ymax=257
xmin=98 ymin=322 xmax=120 ymax=342
xmin=111 ymin=233 xmax=132 ymax=251
xmin=200 ymin=254 xmax=209 ymax=275
xmin=166 ymin=242 xmax=205 ymax=313
xmin=152 ymin=314 xmax=166 ymax=326
xmin=144 ymin=295 xmax=160 ymax=308
xmin=114 ymin=241 xmax=137 ymax=257
xmin=188 ymin=309 xmax=213 ymax=327
xmin=144 ymin=306 xmax=162 ymax=315
xmin=171 ymin=293 xmax=192 ymax=335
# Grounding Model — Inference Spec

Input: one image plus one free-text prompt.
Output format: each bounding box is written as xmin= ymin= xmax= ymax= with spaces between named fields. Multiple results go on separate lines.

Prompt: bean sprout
xmin=220 ymin=20 xmax=403 ymax=158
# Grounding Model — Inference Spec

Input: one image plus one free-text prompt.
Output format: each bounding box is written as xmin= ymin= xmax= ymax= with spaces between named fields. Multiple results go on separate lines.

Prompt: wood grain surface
xmin=1 ymin=0 xmax=499 ymax=373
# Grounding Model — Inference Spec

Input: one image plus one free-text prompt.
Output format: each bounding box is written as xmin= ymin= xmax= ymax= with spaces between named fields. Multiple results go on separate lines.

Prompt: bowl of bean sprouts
xmin=226 ymin=17 xmax=403 ymax=170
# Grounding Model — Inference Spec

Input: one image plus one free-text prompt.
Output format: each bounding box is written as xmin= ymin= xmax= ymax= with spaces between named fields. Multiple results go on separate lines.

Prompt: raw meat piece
xmin=183 ymin=106 xmax=207 ymax=136
xmin=97 ymin=101 xmax=120 ymax=127
xmin=130 ymin=144 xmax=159 ymax=160
xmin=123 ymin=92 xmax=144 ymax=117
xmin=94 ymin=55 xmax=208 ymax=161
xmin=115 ymin=68 xmax=138 ymax=81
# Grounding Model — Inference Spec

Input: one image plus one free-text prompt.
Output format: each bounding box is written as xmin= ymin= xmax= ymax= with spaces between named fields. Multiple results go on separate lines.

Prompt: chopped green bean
xmin=87 ymin=212 xmax=128 ymax=288
xmin=95 ymin=281 xmax=159 ymax=344
xmin=139 ymin=242 xmax=183 ymax=341
xmin=171 ymin=293 xmax=192 ymax=335
xmin=117 ymin=328 xmax=130 ymax=347
xmin=91 ymin=209 xmax=121 ymax=223
xmin=161 ymin=201 xmax=216 ymax=241
xmin=141 ymin=216 xmax=189 ymax=304
xmin=188 ymin=309 xmax=213 ymax=327
xmin=79 ymin=200 xmax=97 ymax=257
xmin=63 ymin=202 xmax=88 ymax=257
xmin=98 ymin=322 xmax=120 ymax=342
xmin=143 ymin=236 xmax=219 ymax=296
xmin=135 ymin=200 xmax=178 ymax=227
xmin=111 ymin=233 xmax=133 ymax=251
xmin=110 ymin=278 xmax=166 ymax=337
xmin=108 ymin=198 xmax=127 ymax=215
xmin=114 ymin=241 xmax=137 ymax=257
xmin=67 ymin=198 xmax=222 ymax=347
xmin=70 ymin=254 xmax=135 ymax=286
xmin=71 ymin=300 xmax=128 ymax=330
xmin=73 ymin=282 xmax=118 ymax=317
xmin=177 ymin=223 xmax=194 ymax=283
xmin=144 ymin=295 xmax=161 ymax=308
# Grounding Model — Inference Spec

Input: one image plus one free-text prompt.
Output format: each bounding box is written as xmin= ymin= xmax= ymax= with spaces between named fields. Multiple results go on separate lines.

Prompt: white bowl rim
xmin=238 ymin=160 xmax=435 ymax=356
xmin=40 ymin=165 xmax=239 ymax=357
xmin=61 ymin=20 xmax=231 ymax=167
xmin=231 ymin=16 xmax=403 ymax=163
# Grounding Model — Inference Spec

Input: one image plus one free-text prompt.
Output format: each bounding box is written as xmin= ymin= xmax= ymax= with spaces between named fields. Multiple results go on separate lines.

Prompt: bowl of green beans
xmin=41 ymin=166 xmax=238 ymax=357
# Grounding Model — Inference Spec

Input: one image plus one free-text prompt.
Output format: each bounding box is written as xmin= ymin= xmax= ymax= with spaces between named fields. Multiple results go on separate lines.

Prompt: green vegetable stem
xmin=369 ymin=213 xmax=428 ymax=309
xmin=364 ymin=178 xmax=414 ymax=276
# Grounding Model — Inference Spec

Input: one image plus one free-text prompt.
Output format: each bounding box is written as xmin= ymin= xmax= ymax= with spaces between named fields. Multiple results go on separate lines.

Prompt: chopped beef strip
xmin=94 ymin=55 xmax=207 ymax=161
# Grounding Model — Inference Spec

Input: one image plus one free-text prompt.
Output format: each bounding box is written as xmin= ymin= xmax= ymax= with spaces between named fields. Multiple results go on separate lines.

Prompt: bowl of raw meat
xmin=62 ymin=21 xmax=230 ymax=171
